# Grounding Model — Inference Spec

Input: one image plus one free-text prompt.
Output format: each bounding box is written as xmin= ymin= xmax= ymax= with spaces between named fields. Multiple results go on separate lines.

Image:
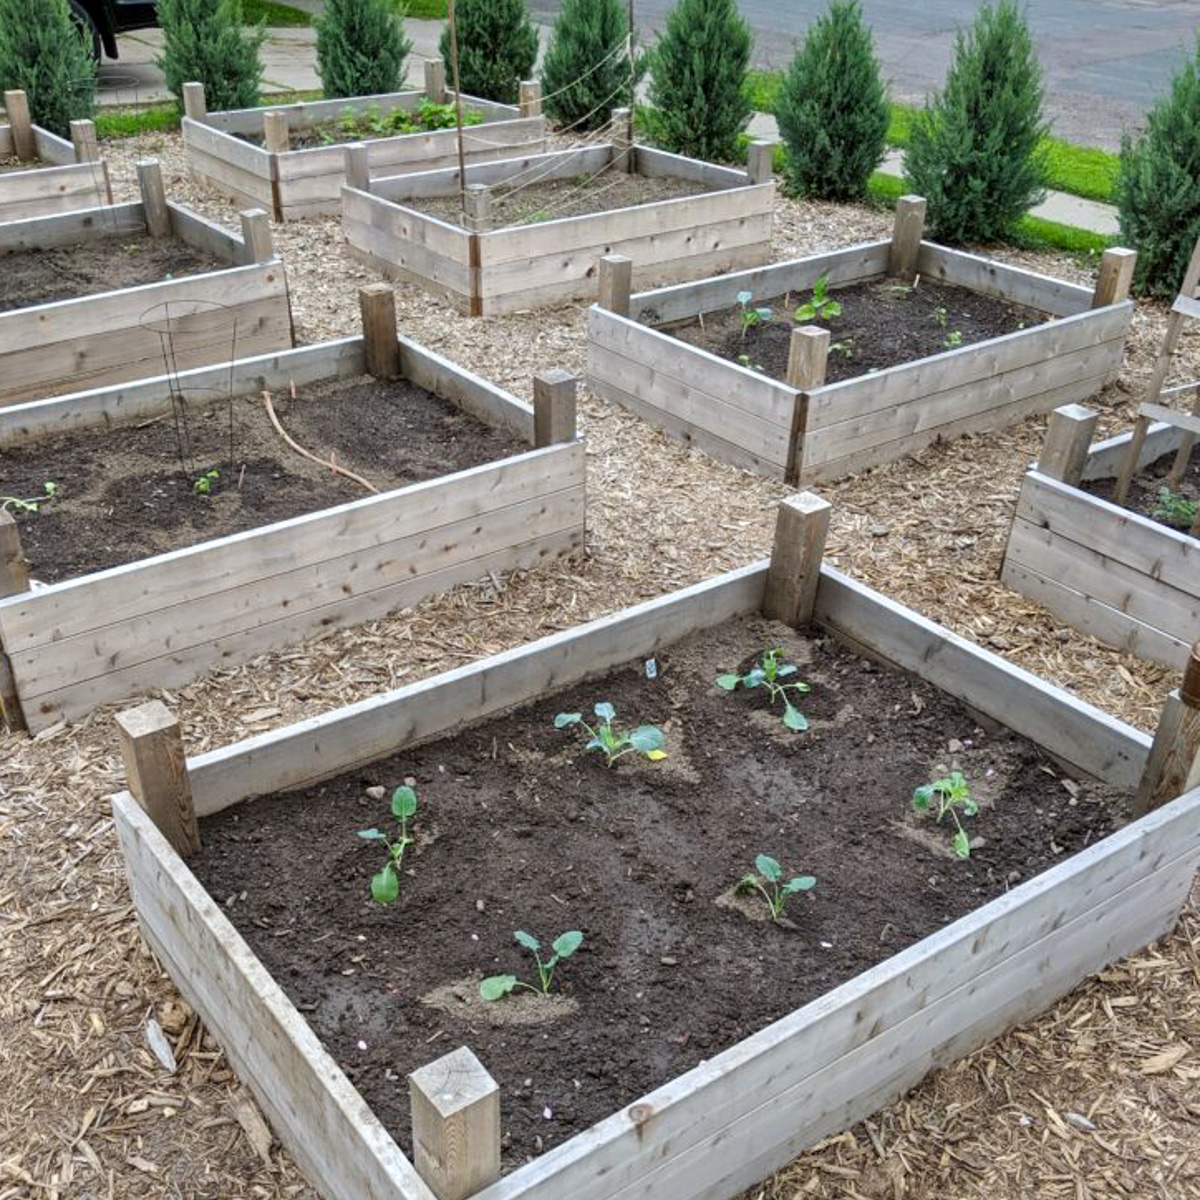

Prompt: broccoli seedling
xmin=357 ymin=785 xmax=418 ymax=905
xmin=193 ymin=469 xmax=220 ymax=497
xmin=554 ymin=702 xmax=666 ymax=767
xmin=1 ymin=480 xmax=57 ymax=515
xmin=480 ymin=929 xmax=583 ymax=1000
xmin=1153 ymin=486 xmax=1197 ymax=530
xmin=736 ymin=854 xmax=816 ymax=922
xmin=794 ymin=273 xmax=842 ymax=323
xmin=735 ymin=289 xmax=773 ymax=339
xmin=912 ymin=770 xmax=977 ymax=858
xmin=716 ymin=647 xmax=811 ymax=731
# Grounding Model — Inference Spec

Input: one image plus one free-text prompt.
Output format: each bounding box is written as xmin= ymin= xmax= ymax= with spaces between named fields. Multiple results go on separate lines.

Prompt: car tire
xmin=68 ymin=0 xmax=103 ymax=62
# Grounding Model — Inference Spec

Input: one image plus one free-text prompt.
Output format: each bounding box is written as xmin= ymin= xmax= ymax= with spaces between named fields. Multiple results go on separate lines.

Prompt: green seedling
xmin=480 ymin=929 xmax=584 ymax=1000
xmin=830 ymin=337 xmax=855 ymax=359
xmin=794 ymin=273 xmax=842 ymax=323
xmin=943 ymin=330 xmax=963 ymax=349
xmin=737 ymin=353 xmax=768 ymax=374
xmin=716 ymin=647 xmax=811 ymax=731
xmin=736 ymin=854 xmax=816 ymax=922
xmin=1 ymin=480 xmax=57 ymax=515
xmin=931 ymin=304 xmax=948 ymax=327
xmin=1153 ymin=486 xmax=1198 ymax=530
xmin=736 ymin=289 xmax=773 ymax=339
xmin=357 ymin=785 xmax=418 ymax=905
xmin=554 ymin=702 xmax=666 ymax=767
xmin=193 ymin=469 xmax=220 ymax=496
xmin=912 ymin=770 xmax=977 ymax=859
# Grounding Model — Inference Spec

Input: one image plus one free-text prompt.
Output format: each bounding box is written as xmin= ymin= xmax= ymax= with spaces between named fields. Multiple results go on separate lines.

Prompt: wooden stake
xmin=464 ymin=183 xmax=491 ymax=233
xmin=1037 ymin=404 xmax=1098 ymax=486
xmin=762 ymin=492 xmax=831 ymax=627
xmin=611 ymin=107 xmax=633 ymax=173
xmin=182 ymin=82 xmax=207 ymax=122
xmin=534 ymin=369 xmax=577 ymax=447
xmin=1134 ymin=643 xmax=1200 ymax=814
xmin=597 ymin=254 xmax=632 ymax=317
xmin=889 ymin=195 xmax=926 ymax=281
xmin=447 ymin=0 xmax=468 ymax=216
xmin=4 ymin=90 xmax=34 ymax=161
xmin=263 ymin=110 xmax=290 ymax=153
xmin=114 ymin=701 xmax=200 ymax=857
xmin=409 ymin=1046 xmax=500 ymax=1200
xmin=519 ymin=80 xmax=543 ymax=118
xmin=786 ymin=326 xmax=829 ymax=391
xmin=359 ymin=284 xmax=400 ymax=380
xmin=1092 ymin=247 xmax=1137 ymax=309
xmin=69 ymin=119 xmax=99 ymax=163
xmin=0 ymin=512 xmax=29 ymax=598
xmin=746 ymin=140 xmax=775 ymax=185
xmin=344 ymin=142 xmax=370 ymax=192
xmin=424 ymin=59 xmax=447 ymax=104
xmin=239 ymin=209 xmax=274 ymax=263
xmin=136 ymin=159 xmax=171 ymax=238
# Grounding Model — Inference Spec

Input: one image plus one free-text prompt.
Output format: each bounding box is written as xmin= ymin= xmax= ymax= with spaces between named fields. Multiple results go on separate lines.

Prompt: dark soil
xmin=236 ymin=111 xmax=487 ymax=151
xmin=660 ymin=277 xmax=1046 ymax=385
xmin=0 ymin=374 xmax=526 ymax=582
xmin=191 ymin=614 xmax=1127 ymax=1172
xmin=1083 ymin=442 xmax=1200 ymax=536
xmin=413 ymin=173 xmax=713 ymax=230
xmin=0 ymin=233 xmax=224 ymax=313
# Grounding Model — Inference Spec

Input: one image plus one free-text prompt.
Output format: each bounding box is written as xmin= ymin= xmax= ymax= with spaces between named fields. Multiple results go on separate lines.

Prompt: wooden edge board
xmin=1139 ymin=401 xmax=1200 ymax=438
xmin=31 ymin=125 xmax=77 ymax=164
xmin=0 ymin=200 xmax=145 ymax=252
xmin=1083 ymin=422 xmax=1184 ymax=482
xmin=633 ymin=145 xmax=751 ymax=187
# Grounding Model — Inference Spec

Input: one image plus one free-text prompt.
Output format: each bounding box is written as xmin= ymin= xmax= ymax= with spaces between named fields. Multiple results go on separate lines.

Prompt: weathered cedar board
xmin=0 ymin=160 xmax=111 ymax=223
xmin=0 ymin=338 xmax=583 ymax=730
xmin=587 ymin=242 xmax=1131 ymax=485
xmin=112 ymin=556 xmax=1200 ymax=1200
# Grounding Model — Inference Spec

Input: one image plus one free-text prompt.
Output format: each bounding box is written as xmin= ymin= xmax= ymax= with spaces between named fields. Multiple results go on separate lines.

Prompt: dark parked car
xmin=72 ymin=0 xmax=158 ymax=60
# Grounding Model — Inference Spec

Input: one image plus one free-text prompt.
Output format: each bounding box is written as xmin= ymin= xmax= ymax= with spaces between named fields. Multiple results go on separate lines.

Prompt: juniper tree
xmin=775 ymin=1 xmax=887 ymax=200
xmin=438 ymin=0 xmax=538 ymax=105
xmin=316 ymin=0 xmax=412 ymax=99
xmin=0 ymin=0 xmax=95 ymax=136
xmin=157 ymin=0 xmax=265 ymax=112
xmin=904 ymin=0 xmax=1047 ymax=243
xmin=540 ymin=0 xmax=639 ymax=131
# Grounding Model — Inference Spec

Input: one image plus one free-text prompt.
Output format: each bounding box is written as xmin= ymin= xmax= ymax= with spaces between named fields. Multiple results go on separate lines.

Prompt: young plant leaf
xmin=755 ymin=854 xmax=781 ymax=883
xmin=479 ymin=975 xmax=517 ymax=1001
xmin=912 ymin=785 xmax=934 ymax=811
xmin=554 ymin=713 xmax=582 ymax=728
xmin=782 ymin=875 xmax=817 ymax=894
xmin=736 ymin=290 xmax=752 ymax=305
xmin=628 ymin=726 xmax=665 ymax=752
xmin=714 ymin=674 xmax=741 ymax=691
xmin=514 ymin=930 xmax=540 ymax=952
xmin=357 ymin=828 xmax=385 ymax=840
xmin=371 ymin=863 xmax=399 ymax=905
xmin=552 ymin=930 xmax=584 ymax=958
xmin=391 ymin=786 xmax=417 ymax=819
xmin=782 ymin=704 xmax=809 ymax=732
xmin=644 ymin=749 xmax=668 ymax=761
xmin=953 ymin=829 xmax=971 ymax=859
xmin=594 ymin=702 xmax=616 ymax=722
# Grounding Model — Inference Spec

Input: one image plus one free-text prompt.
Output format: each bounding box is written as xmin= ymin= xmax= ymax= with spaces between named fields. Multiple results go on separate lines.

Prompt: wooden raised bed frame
xmin=110 ymin=492 xmax=1200 ymax=1200
xmin=0 ymin=159 xmax=293 ymax=406
xmin=0 ymin=285 xmax=585 ymax=733
xmin=1001 ymin=402 xmax=1199 ymax=669
xmin=181 ymin=65 xmax=547 ymax=222
xmin=587 ymin=196 xmax=1137 ymax=485
xmin=342 ymin=131 xmax=777 ymax=316
xmin=0 ymin=88 xmax=111 ymax=221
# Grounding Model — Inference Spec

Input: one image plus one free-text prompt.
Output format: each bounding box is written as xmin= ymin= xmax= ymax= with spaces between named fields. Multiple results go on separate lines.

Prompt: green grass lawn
xmin=95 ymin=88 xmax=325 ymax=139
xmin=243 ymin=0 xmax=311 ymax=25
xmin=405 ymin=0 xmax=448 ymax=16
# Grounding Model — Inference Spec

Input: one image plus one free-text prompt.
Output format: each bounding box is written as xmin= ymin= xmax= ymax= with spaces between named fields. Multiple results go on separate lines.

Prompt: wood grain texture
xmin=115 ymin=700 xmax=199 ymax=855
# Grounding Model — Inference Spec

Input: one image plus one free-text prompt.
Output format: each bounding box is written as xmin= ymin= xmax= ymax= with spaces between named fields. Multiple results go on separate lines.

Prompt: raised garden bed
xmin=0 ymin=89 xmax=111 ymax=221
xmin=110 ymin=493 xmax=1200 ymax=1200
xmin=342 ymin=134 xmax=777 ymax=316
xmin=588 ymin=197 xmax=1136 ymax=484
xmin=0 ymin=159 xmax=293 ymax=406
xmin=181 ymin=65 xmax=547 ymax=222
xmin=1001 ymin=402 xmax=1199 ymax=669
xmin=0 ymin=285 xmax=585 ymax=732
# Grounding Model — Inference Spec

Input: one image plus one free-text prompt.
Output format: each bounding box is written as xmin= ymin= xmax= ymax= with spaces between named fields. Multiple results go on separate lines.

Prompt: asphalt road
xmin=528 ymin=0 xmax=1197 ymax=150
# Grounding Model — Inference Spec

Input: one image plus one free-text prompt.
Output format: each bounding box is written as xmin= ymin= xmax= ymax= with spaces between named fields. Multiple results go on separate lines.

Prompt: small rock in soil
xmin=365 ymin=786 xmax=385 ymax=800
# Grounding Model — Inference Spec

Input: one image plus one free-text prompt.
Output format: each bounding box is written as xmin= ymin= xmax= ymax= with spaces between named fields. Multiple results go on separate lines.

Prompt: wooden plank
xmin=343 ymin=185 xmax=470 ymax=261
xmin=343 ymin=213 xmax=473 ymax=305
xmin=0 ymin=201 xmax=145 ymax=253
xmin=115 ymin=700 xmax=200 ymax=856
xmin=629 ymin=241 xmax=890 ymax=325
xmin=183 ymin=143 xmax=275 ymax=211
xmin=167 ymin=204 xmax=243 ymax=265
xmin=185 ymin=563 xmax=769 ymax=813
xmin=0 ymin=162 xmax=108 ymax=223
xmin=32 ymin=125 xmax=78 ymax=165
xmin=1140 ymin=401 xmax=1200 ymax=438
xmin=112 ymin=793 xmax=438 ymax=1200
xmin=1173 ymin=293 xmax=1200 ymax=321
xmin=633 ymin=145 xmax=750 ymax=188
xmin=182 ymin=117 xmax=275 ymax=178
xmin=813 ymin=566 xmax=1151 ymax=787
xmin=917 ymin=242 xmax=1096 ymax=317
xmin=1038 ymin=403 xmax=1098 ymax=485
xmin=1083 ymin=421 xmax=1184 ymax=482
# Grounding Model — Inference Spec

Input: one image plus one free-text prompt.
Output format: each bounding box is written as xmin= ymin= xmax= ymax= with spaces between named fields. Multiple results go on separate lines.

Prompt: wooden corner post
xmin=136 ymin=159 xmax=171 ymax=238
xmin=70 ymin=119 xmax=99 ymax=163
xmin=263 ymin=110 xmax=290 ymax=154
xmin=115 ymin=700 xmax=200 ymax=856
xmin=425 ymin=59 xmax=447 ymax=104
xmin=746 ymin=140 xmax=776 ymax=185
xmin=359 ymin=284 xmax=400 ymax=380
xmin=787 ymin=326 xmax=829 ymax=391
xmin=344 ymin=142 xmax=370 ymax=193
xmin=534 ymin=369 xmax=577 ymax=448
xmin=519 ymin=80 xmax=543 ymax=118
xmin=0 ymin=512 xmax=29 ymax=733
xmin=3 ymin=90 xmax=34 ymax=161
xmin=1037 ymin=404 xmax=1098 ymax=486
xmin=598 ymin=253 xmax=632 ymax=317
xmin=464 ymin=184 xmax=491 ymax=234
xmin=611 ymin=107 xmax=633 ymax=173
xmin=1134 ymin=643 xmax=1200 ymax=815
xmin=409 ymin=1046 xmax=500 ymax=1200
xmin=240 ymin=209 xmax=274 ymax=264
xmin=1092 ymin=247 xmax=1137 ymax=309
xmin=889 ymin=195 xmax=926 ymax=281
xmin=182 ymin=82 xmax=207 ymax=122
xmin=762 ymin=492 xmax=831 ymax=627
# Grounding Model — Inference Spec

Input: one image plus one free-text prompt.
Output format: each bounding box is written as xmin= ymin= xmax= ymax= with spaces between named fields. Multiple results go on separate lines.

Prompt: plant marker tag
xmin=645 ymin=658 xmax=658 ymax=679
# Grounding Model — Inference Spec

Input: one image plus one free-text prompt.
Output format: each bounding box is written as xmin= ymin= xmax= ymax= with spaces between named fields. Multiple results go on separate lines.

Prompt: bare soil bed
xmin=235 ymin=112 xmax=487 ymax=152
xmin=412 ymin=173 xmax=714 ymax=230
xmin=0 ymin=233 xmax=223 ymax=313
xmin=1083 ymin=443 xmax=1200 ymax=534
xmin=664 ymin=277 xmax=1045 ymax=385
xmin=190 ymin=612 xmax=1124 ymax=1172
xmin=0 ymin=374 xmax=525 ymax=582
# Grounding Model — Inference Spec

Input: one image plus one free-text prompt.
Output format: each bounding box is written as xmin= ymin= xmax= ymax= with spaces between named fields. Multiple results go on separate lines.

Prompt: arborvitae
xmin=1115 ymin=38 xmax=1200 ymax=299
xmin=775 ymin=1 xmax=887 ymax=200
xmin=316 ymin=0 xmax=411 ymax=99
xmin=438 ymin=0 xmax=538 ymax=105
xmin=644 ymin=0 xmax=751 ymax=162
xmin=156 ymin=0 xmax=265 ymax=112
xmin=904 ymin=0 xmax=1046 ymax=243
xmin=0 ymin=0 xmax=95 ymax=136
xmin=540 ymin=0 xmax=639 ymax=131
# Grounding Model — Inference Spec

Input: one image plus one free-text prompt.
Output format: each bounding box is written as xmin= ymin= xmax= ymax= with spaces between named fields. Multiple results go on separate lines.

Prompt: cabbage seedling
xmin=912 ymin=770 xmax=977 ymax=858
xmin=736 ymin=854 xmax=816 ymax=922
xmin=193 ymin=469 xmax=220 ymax=497
xmin=716 ymin=647 xmax=811 ymax=731
xmin=554 ymin=702 xmax=666 ymax=767
xmin=0 ymin=480 xmax=56 ymax=515
xmin=736 ymin=290 xmax=773 ymax=339
xmin=480 ymin=929 xmax=584 ymax=1000
xmin=794 ymin=273 xmax=842 ymax=322
xmin=357 ymin=785 xmax=418 ymax=905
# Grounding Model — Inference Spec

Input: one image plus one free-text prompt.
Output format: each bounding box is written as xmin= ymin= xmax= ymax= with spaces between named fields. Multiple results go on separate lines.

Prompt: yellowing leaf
xmin=645 ymin=749 xmax=668 ymax=761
